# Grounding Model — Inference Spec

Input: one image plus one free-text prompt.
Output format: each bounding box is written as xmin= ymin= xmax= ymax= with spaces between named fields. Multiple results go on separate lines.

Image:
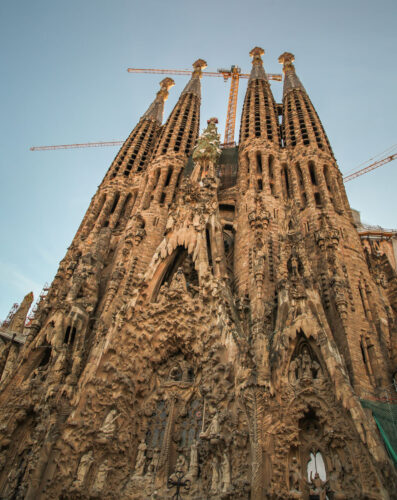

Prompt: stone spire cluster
xmin=0 ymin=48 xmax=396 ymax=500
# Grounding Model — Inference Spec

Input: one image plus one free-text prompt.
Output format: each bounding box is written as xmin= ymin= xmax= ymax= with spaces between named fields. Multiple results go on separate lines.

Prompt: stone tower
xmin=0 ymin=48 xmax=396 ymax=499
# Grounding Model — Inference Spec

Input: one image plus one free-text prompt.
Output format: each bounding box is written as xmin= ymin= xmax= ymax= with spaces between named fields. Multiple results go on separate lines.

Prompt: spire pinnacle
xmin=181 ymin=59 xmax=207 ymax=97
xmin=248 ymin=46 xmax=267 ymax=82
xmin=278 ymin=52 xmax=305 ymax=96
xmin=142 ymin=78 xmax=175 ymax=123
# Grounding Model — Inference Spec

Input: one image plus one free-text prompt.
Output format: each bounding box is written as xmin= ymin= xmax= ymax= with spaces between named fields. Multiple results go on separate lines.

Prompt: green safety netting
xmin=360 ymin=399 xmax=397 ymax=465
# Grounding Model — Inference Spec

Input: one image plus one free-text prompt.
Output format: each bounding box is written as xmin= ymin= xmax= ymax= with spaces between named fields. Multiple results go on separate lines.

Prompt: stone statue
xmin=98 ymin=409 xmax=118 ymax=442
xmin=299 ymin=347 xmax=312 ymax=379
xmin=288 ymin=357 xmax=300 ymax=384
xmin=188 ymin=440 xmax=199 ymax=479
xmin=73 ymin=451 xmax=94 ymax=489
xmin=289 ymin=456 xmax=301 ymax=493
xmin=309 ymin=471 xmax=328 ymax=500
xmin=221 ymin=451 xmax=231 ymax=492
xmin=210 ymin=455 xmax=220 ymax=493
xmin=200 ymin=411 xmax=220 ymax=444
xmin=134 ymin=440 xmax=147 ymax=476
xmin=91 ymin=460 xmax=108 ymax=495
xmin=146 ymin=448 xmax=160 ymax=477
xmin=175 ymin=453 xmax=188 ymax=473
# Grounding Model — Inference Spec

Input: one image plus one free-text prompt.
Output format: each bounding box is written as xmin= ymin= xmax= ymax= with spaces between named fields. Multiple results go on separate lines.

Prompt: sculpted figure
xmin=288 ymin=357 xmax=300 ymax=384
xmin=175 ymin=453 xmax=187 ymax=473
xmin=200 ymin=411 xmax=220 ymax=443
xmin=73 ymin=451 xmax=94 ymax=488
xmin=91 ymin=460 xmax=108 ymax=495
xmin=134 ymin=440 xmax=147 ymax=476
xmin=221 ymin=451 xmax=231 ymax=492
xmin=98 ymin=409 xmax=118 ymax=441
xmin=188 ymin=440 xmax=199 ymax=479
xmin=147 ymin=448 xmax=160 ymax=477
xmin=309 ymin=471 xmax=328 ymax=500
xmin=289 ymin=456 xmax=301 ymax=492
xmin=299 ymin=347 xmax=312 ymax=379
xmin=210 ymin=455 xmax=220 ymax=493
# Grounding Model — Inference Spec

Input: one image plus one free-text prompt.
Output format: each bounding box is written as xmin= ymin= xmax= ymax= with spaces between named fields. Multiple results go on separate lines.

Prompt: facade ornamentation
xmin=0 ymin=47 xmax=396 ymax=500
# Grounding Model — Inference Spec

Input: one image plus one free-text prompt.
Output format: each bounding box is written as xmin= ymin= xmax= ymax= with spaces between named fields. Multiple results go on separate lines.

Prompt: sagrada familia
xmin=0 ymin=47 xmax=396 ymax=499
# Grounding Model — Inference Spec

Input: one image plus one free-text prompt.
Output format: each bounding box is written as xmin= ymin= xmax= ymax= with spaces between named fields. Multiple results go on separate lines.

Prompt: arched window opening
xmin=115 ymin=194 xmax=132 ymax=229
xmin=256 ymin=152 xmax=262 ymax=175
xmin=282 ymin=165 xmax=291 ymax=199
xmin=314 ymin=192 xmax=322 ymax=208
xmin=323 ymin=165 xmax=332 ymax=192
xmin=64 ymin=326 xmax=71 ymax=344
xmin=164 ymin=167 xmax=173 ymax=187
xmin=70 ymin=327 xmax=77 ymax=345
xmin=38 ymin=346 xmax=52 ymax=368
xmin=110 ymin=193 xmax=120 ymax=214
xmin=307 ymin=451 xmax=327 ymax=482
xmin=268 ymin=155 xmax=275 ymax=195
xmin=309 ymin=162 xmax=317 ymax=185
xmin=160 ymin=192 xmax=166 ymax=205
xmin=206 ymin=227 xmax=213 ymax=271
xmin=258 ymin=178 xmax=263 ymax=191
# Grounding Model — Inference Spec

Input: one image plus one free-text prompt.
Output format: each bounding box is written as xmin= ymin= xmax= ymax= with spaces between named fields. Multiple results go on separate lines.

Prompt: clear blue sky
xmin=1 ymin=0 xmax=396 ymax=319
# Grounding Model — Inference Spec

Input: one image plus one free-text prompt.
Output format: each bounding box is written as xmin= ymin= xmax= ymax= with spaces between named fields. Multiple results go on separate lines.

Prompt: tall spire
xmin=142 ymin=77 xmax=175 ymax=123
xmin=279 ymin=52 xmax=333 ymax=155
xmin=181 ymin=58 xmax=207 ymax=97
xmin=248 ymin=46 xmax=268 ymax=82
xmin=103 ymin=78 xmax=175 ymax=181
xmin=239 ymin=47 xmax=280 ymax=146
xmin=278 ymin=52 xmax=305 ymax=97
xmin=153 ymin=59 xmax=206 ymax=159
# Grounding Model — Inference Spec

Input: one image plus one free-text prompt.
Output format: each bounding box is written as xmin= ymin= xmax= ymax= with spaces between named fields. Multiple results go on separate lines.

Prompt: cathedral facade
xmin=0 ymin=47 xmax=396 ymax=499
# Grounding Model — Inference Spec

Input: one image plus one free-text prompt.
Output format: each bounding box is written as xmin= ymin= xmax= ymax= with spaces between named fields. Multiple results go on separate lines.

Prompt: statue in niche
xmin=73 ymin=451 xmax=94 ymax=489
xmin=290 ymin=345 xmax=324 ymax=385
xmin=200 ymin=411 xmax=220 ymax=444
xmin=134 ymin=440 xmax=147 ymax=476
xmin=98 ymin=409 xmax=118 ymax=442
xmin=289 ymin=456 xmax=302 ymax=494
xmin=299 ymin=346 xmax=312 ymax=379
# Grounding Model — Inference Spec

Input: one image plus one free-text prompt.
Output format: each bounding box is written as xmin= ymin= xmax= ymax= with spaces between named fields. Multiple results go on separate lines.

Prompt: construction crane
xmin=343 ymin=152 xmax=397 ymax=182
xmin=30 ymin=141 xmax=124 ymax=152
xmin=127 ymin=66 xmax=282 ymax=146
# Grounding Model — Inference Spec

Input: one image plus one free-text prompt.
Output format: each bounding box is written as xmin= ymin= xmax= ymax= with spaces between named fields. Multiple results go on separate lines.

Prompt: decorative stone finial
xmin=278 ymin=52 xmax=295 ymax=70
xmin=207 ymin=117 xmax=218 ymax=124
xmin=181 ymin=59 xmax=207 ymax=97
xmin=249 ymin=47 xmax=265 ymax=65
xmin=160 ymin=77 xmax=175 ymax=91
xmin=248 ymin=47 xmax=267 ymax=82
xmin=192 ymin=59 xmax=207 ymax=77
xmin=142 ymin=78 xmax=175 ymax=123
xmin=278 ymin=52 xmax=304 ymax=95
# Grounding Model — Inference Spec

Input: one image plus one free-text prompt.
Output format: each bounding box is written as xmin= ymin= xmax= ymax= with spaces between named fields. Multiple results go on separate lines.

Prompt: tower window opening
xmin=282 ymin=165 xmax=291 ymax=199
xmin=258 ymin=178 xmax=263 ymax=191
xmin=160 ymin=192 xmax=166 ymax=205
xmin=110 ymin=193 xmax=120 ymax=214
xmin=256 ymin=152 xmax=262 ymax=175
xmin=70 ymin=327 xmax=76 ymax=345
xmin=314 ymin=192 xmax=322 ymax=207
xmin=206 ymin=227 xmax=213 ymax=271
xmin=164 ymin=167 xmax=173 ymax=187
xmin=309 ymin=162 xmax=317 ymax=185
xmin=38 ymin=346 xmax=52 ymax=368
xmin=64 ymin=326 xmax=71 ymax=344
